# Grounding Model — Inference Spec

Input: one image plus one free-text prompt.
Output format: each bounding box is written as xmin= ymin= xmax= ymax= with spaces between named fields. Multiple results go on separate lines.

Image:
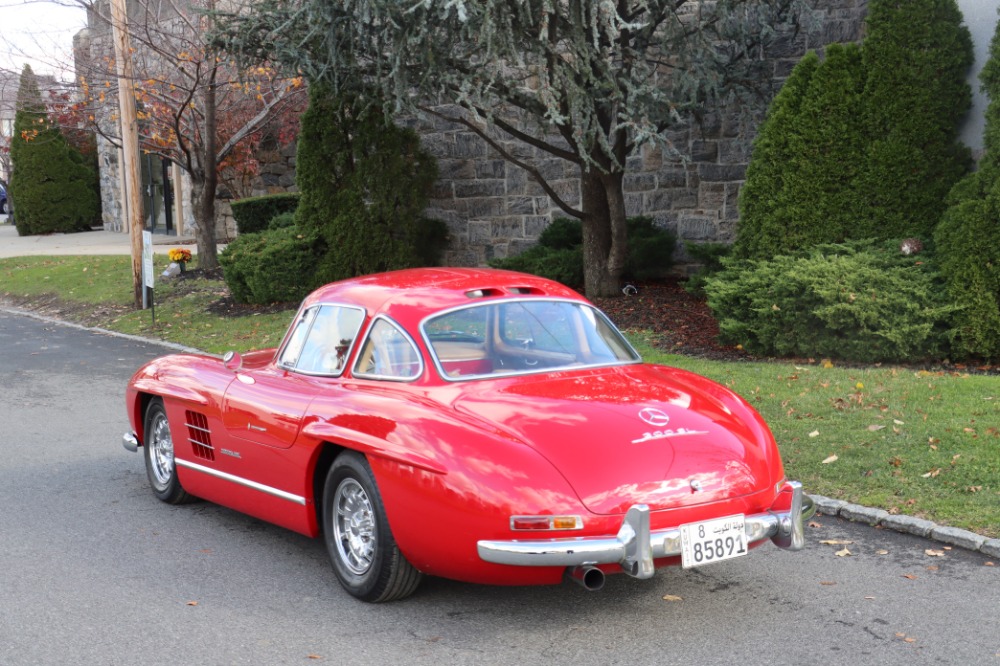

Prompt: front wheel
xmin=143 ymin=398 xmax=195 ymax=504
xmin=322 ymin=452 xmax=422 ymax=602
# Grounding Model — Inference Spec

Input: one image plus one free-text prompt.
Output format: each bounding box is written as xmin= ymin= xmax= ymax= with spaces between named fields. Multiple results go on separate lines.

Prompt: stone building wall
xmin=419 ymin=0 xmax=870 ymax=270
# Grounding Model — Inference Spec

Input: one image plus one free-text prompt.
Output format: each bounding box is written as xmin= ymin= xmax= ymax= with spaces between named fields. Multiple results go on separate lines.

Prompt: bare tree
xmin=72 ymin=0 xmax=306 ymax=270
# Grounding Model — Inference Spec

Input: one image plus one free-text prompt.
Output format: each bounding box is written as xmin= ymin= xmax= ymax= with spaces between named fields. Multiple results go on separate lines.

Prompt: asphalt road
xmin=1 ymin=309 xmax=998 ymax=666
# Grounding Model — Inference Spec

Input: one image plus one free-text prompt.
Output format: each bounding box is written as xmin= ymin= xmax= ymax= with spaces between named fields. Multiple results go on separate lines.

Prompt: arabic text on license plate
xmin=680 ymin=515 xmax=747 ymax=568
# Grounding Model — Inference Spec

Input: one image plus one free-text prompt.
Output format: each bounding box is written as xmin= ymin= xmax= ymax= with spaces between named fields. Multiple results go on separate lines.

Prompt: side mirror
xmin=223 ymin=350 xmax=243 ymax=371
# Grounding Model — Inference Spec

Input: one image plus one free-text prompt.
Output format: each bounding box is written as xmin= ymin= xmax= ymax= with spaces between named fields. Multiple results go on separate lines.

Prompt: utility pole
xmin=109 ymin=0 xmax=146 ymax=309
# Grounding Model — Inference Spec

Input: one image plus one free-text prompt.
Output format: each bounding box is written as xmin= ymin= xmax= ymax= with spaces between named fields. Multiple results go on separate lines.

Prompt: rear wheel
xmin=143 ymin=398 xmax=195 ymax=504
xmin=322 ymin=451 xmax=422 ymax=602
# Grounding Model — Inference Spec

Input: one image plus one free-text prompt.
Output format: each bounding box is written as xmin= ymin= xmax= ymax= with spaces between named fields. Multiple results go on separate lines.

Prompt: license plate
xmin=680 ymin=515 xmax=748 ymax=568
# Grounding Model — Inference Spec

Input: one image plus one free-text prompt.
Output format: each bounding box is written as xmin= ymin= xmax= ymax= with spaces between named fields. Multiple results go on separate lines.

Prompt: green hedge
xmin=230 ymin=193 xmax=300 ymax=235
xmin=705 ymin=241 xmax=957 ymax=363
xmin=219 ymin=226 xmax=322 ymax=304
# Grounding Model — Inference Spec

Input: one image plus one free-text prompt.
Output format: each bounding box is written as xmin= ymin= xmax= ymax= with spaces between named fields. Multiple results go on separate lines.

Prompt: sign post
xmin=142 ymin=230 xmax=155 ymax=325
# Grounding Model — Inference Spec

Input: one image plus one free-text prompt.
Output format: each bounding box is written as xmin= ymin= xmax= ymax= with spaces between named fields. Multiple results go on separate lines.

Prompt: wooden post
xmin=109 ymin=0 xmax=146 ymax=309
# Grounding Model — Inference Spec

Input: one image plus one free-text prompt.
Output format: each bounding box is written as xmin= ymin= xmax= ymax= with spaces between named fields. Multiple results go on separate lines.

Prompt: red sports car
xmin=123 ymin=268 xmax=813 ymax=602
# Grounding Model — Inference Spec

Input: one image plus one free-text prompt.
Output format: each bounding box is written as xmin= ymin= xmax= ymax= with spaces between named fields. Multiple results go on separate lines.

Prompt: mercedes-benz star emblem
xmin=638 ymin=407 xmax=670 ymax=428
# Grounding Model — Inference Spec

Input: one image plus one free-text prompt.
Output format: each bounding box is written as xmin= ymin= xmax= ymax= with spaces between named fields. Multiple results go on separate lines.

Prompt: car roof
xmin=300 ymin=268 xmax=587 ymax=322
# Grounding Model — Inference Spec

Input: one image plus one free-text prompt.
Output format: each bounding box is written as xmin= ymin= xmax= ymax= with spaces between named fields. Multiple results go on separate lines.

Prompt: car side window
xmin=353 ymin=318 xmax=423 ymax=380
xmin=279 ymin=305 xmax=365 ymax=375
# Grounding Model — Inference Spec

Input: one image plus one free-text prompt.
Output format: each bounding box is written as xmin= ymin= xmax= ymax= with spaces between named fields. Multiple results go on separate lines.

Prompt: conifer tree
xmin=9 ymin=64 xmax=98 ymax=236
xmin=934 ymin=16 xmax=1000 ymax=360
xmin=293 ymin=85 xmax=439 ymax=283
xmin=861 ymin=0 xmax=973 ymax=238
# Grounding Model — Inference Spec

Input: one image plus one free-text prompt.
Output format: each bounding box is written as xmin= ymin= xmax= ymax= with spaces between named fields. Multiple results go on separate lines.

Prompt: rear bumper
xmin=122 ymin=432 xmax=139 ymax=453
xmin=477 ymin=481 xmax=815 ymax=579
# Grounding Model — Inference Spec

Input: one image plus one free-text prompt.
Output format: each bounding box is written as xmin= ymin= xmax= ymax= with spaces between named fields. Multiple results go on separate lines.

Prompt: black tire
xmin=142 ymin=398 xmax=196 ymax=504
xmin=322 ymin=451 xmax=422 ymax=602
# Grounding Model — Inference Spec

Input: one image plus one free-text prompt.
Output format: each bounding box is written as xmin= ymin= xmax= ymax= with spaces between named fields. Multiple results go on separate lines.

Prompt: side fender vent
xmin=185 ymin=410 xmax=215 ymax=461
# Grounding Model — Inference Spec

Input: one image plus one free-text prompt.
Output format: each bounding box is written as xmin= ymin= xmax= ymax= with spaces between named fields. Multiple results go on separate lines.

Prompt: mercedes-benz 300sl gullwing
xmin=123 ymin=268 xmax=813 ymax=602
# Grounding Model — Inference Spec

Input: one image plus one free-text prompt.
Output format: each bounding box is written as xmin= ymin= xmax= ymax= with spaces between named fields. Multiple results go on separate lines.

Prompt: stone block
xmin=524 ymin=216 xmax=550 ymax=239
xmin=699 ymin=163 xmax=747 ymax=183
xmin=982 ymin=539 xmax=1000 ymax=559
xmin=839 ymin=504 xmax=890 ymax=525
xmin=491 ymin=217 xmax=524 ymax=239
xmin=476 ymin=160 xmax=506 ymax=179
xmin=624 ymin=172 xmax=656 ymax=193
xmin=811 ymin=496 xmax=847 ymax=516
xmin=468 ymin=221 xmax=491 ymax=244
xmin=455 ymin=180 xmax=506 ymax=198
xmin=929 ymin=526 xmax=987 ymax=552
xmin=458 ymin=197 xmax=505 ymax=218
xmin=505 ymin=196 xmax=536 ymax=215
xmin=880 ymin=515 xmax=937 ymax=538
xmin=690 ymin=140 xmax=718 ymax=163
xmin=677 ymin=214 xmax=718 ymax=242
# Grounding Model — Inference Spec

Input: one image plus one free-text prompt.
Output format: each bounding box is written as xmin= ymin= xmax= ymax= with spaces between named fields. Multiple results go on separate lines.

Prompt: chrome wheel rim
xmin=149 ymin=411 xmax=174 ymax=487
xmin=333 ymin=478 xmax=376 ymax=575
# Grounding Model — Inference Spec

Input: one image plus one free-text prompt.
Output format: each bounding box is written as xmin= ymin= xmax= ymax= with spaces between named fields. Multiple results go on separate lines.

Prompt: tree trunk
xmin=580 ymin=166 xmax=628 ymax=298
xmin=193 ymin=67 xmax=220 ymax=271
xmin=190 ymin=175 xmax=219 ymax=270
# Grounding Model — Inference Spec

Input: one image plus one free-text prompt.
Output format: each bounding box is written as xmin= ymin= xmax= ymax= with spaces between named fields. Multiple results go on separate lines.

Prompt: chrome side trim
xmin=478 ymin=482 xmax=813 ymax=575
xmin=175 ymin=459 xmax=306 ymax=505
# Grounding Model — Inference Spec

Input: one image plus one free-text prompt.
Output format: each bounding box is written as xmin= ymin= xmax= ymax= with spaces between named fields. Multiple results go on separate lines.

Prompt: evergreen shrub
xmin=10 ymin=65 xmax=99 ymax=236
xmin=683 ymin=242 xmax=732 ymax=296
xmin=219 ymin=226 xmax=321 ymax=304
xmin=230 ymin=192 xmax=300 ymax=234
xmin=704 ymin=240 xmax=957 ymax=363
xmin=490 ymin=216 xmax=675 ymax=289
xmin=294 ymin=84 xmax=443 ymax=283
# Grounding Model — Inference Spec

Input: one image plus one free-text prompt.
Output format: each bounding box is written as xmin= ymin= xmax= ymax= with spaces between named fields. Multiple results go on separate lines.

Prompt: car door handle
xmin=248 ymin=424 xmax=267 ymax=432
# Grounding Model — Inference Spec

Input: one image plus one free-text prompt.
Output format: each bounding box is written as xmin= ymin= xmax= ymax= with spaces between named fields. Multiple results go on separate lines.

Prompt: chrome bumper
xmin=122 ymin=432 xmax=139 ymax=453
xmin=477 ymin=481 xmax=815 ymax=579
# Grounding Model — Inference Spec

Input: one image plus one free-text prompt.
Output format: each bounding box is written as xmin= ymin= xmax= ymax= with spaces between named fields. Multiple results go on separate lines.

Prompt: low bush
xmin=682 ymin=242 xmax=732 ymax=296
xmin=219 ymin=226 xmax=321 ymax=304
xmin=704 ymin=240 xmax=957 ymax=363
xmin=490 ymin=216 xmax=675 ymax=288
xmin=230 ymin=193 xmax=300 ymax=235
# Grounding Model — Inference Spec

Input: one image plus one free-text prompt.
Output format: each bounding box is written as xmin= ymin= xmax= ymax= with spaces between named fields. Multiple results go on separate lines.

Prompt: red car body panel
xmin=124 ymin=267 xmax=803 ymax=588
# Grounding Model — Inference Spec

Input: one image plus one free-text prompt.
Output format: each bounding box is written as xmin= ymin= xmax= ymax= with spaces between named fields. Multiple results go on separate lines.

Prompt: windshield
xmin=422 ymin=299 xmax=640 ymax=381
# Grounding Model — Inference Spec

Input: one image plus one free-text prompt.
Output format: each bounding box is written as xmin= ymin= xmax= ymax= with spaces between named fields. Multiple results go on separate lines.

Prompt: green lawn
xmin=3 ymin=255 xmax=997 ymax=536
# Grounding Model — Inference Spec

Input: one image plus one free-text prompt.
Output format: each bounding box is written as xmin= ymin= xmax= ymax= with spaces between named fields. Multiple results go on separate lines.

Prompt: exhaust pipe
xmin=565 ymin=565 xmax=605 ymax=592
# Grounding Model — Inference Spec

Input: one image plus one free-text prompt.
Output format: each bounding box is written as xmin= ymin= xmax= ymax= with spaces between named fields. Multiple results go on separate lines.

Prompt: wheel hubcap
xmin=333 ymin=478 xmax=376 ymax=575
xmin=149 ymin=413 xmax=174 ymax=486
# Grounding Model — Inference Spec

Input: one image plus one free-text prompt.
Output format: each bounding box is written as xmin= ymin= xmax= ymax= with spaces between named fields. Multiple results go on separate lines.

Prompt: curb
xmin=811 ymin=495 xmax=1000 ymax=558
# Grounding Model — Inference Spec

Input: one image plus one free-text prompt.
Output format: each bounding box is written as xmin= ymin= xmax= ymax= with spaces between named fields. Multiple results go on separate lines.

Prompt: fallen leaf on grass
xmin=921 ymin=468 xmax=941 ymax=478
xmin=809 ymin=430 xmax=820 ymax=438
xmin=821 ymin=454 xmax=838 ymax=464
xmin=893 ymin=419 xmax=905 ymax=425
xmin=925 ymin=549 xmax=946 ymax=557
xmin=662 ymin=594 xmax=683 ymax=602
xmin=867 ymin=424 xmax=886 ymax=432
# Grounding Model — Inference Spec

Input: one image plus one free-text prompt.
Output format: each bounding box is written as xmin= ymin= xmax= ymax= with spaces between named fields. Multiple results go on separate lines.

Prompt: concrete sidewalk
xmin=0 ymin=216 xmax=197 ymax=259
